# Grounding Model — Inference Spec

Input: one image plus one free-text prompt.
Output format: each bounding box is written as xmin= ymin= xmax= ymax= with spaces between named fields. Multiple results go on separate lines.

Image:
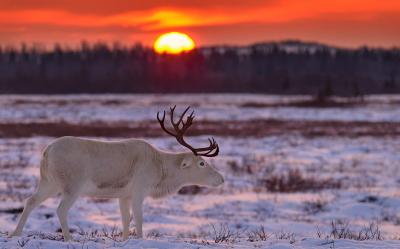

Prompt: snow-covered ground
xmin=0 ymin=94 xmax=399 ymax=248
xmin=0 ymin=94 xmax=399 ymax=124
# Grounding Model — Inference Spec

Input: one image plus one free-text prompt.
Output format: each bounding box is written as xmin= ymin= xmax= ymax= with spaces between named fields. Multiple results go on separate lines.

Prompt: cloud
xmin=0 ymin=0 xmax=400 ymax=47
xmin=0 ymin=0 xmax=274 ymax=14
xmin=182 ymin=12 xmax=400 ymax=48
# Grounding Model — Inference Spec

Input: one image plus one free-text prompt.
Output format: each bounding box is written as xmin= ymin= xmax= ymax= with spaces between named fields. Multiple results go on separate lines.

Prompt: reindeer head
xmin=157 ymin=106 xmax=224 ymax=187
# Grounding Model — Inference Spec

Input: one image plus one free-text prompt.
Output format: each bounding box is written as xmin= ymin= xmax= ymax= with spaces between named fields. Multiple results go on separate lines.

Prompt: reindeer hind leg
xmin=10 ymin=180 xmax=58 ymax=237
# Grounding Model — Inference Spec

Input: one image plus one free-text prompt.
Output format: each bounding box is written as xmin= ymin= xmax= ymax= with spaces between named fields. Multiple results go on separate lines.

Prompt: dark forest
xmin=0 ymin=40 xmax=399 ymax=95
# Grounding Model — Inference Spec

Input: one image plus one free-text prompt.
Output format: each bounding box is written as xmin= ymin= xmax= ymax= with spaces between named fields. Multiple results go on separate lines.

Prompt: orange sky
xmin=1 ymin=0 xmax=400 ymax=48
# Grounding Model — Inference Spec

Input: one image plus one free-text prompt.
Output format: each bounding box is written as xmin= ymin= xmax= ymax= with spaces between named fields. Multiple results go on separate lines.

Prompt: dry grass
xmin=17 ymin=238 xmax=30 ymax=247
xmin=381 ymin=211 xmax=400 ymax=225
xmin=0 ymin=119 xmax=399 ymax=138
xmin=258 ymin=169 xmax=341 ymax=193
xmin=304 ymin=198 xmax=329 ymax=214
xmin=76 ymin=225 xmax=136 ymax=242
xmin=274 ymin=230 xmax=296 ymax=244
xmin=210 ymin=224 xmax=241 ymax=244
xmin=26 ymin=231 xmax=64 ymax=241
xmin=319 ymin=220 xmax=384 ymax=241
xmin=247 ymin=226 xmax=271 ymax=242
xmin=227 ymin=160 xmax=254 ymax=175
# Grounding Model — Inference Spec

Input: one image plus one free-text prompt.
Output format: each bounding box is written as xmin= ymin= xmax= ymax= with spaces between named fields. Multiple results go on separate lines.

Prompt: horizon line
xmin=2 ymin=39 xmax=400 ymax=52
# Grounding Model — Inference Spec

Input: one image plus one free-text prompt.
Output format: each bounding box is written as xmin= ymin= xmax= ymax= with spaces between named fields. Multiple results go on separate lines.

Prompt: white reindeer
xmin=10 ymin=106 xmax=223 ymax=241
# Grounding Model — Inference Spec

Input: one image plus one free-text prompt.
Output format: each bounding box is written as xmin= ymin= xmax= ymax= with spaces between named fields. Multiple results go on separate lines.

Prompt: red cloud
xmin=0 ymin=0 xmax=399 ymax=48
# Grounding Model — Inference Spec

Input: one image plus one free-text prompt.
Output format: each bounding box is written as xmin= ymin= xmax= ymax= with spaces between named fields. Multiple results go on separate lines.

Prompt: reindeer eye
xmin=198 ymin=161 xmax=206 ymax=168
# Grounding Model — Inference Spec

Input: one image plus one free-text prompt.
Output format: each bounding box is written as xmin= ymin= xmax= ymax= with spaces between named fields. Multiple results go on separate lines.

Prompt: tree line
xmin=0 ymin=40 xmax=399 ymax=95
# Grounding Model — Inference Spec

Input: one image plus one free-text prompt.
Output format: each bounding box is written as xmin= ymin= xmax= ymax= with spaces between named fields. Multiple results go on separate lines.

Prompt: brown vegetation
xmin=247 ymin=226 xmax=271 ymax=242
xmin=304 ymin=198 xmax=329 ymax=214
xmin=210 ymin=224 xmax=241 ymax=244
xmin=258 ymin=169 xmax=342 ymax=192
xmin=0 ymin=119 xmax=399 ymax=138
xmin=326 ymin=220 xmax=383 ymax=241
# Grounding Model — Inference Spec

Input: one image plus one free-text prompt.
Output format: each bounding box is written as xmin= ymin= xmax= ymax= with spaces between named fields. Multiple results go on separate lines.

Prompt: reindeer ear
xmin=180 ymin=157 xmax=192 ymax=169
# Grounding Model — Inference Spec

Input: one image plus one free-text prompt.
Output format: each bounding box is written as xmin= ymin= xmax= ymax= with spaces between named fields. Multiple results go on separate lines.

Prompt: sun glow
xmin=154 ymin=32 xmax=195 ymax=54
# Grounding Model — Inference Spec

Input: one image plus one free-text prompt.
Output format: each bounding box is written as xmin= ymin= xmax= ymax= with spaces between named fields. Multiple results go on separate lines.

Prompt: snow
xmin=3 ymin=236 xmax=400 ymax=249
xmin=0 ymin=94 xmax=400 ymax=124
xmin=0 ymin=94 xmax=399 ymax=248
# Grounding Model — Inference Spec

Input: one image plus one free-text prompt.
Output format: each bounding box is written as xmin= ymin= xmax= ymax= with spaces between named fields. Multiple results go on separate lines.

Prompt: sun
xmin=154 ymin=32 xmax=195 ymax=54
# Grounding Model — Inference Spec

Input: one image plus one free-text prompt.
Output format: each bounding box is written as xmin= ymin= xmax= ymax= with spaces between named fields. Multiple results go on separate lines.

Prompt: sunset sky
xmin=1 ymin=0 xmax=400 ymax=48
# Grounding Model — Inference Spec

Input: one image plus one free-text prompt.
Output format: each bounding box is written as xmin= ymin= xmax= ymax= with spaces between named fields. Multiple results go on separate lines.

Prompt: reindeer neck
xmin=149 ymin=151 xmax=188 ymax=199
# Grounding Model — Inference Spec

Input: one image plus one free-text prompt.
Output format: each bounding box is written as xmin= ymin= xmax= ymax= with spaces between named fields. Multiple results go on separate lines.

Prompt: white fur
xmin=11 ymin=136 xmax=224 ymax=241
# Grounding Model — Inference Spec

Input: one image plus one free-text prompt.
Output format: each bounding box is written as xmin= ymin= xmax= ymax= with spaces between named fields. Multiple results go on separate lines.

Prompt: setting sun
xmin=154 ymin=32 xmax=195 ymax=54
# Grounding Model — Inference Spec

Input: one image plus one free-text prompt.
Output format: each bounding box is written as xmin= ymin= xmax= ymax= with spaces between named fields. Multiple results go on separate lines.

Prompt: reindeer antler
xmin=157 ymin=106 xmax=219 ymax=157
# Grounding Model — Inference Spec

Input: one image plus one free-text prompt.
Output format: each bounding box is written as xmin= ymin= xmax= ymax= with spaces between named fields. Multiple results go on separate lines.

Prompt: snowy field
xmin=0 ymin=94 xmax=399 ymax=248
xmin=0 ymin=94 xmax=400 ymax=124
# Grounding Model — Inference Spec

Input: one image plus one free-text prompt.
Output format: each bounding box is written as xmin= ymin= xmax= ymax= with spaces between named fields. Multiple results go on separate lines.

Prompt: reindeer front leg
xmin=119 ymin=198 xmax=131 ymax=240
xmin=131 ymin=196 xmax=144 ymax=238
